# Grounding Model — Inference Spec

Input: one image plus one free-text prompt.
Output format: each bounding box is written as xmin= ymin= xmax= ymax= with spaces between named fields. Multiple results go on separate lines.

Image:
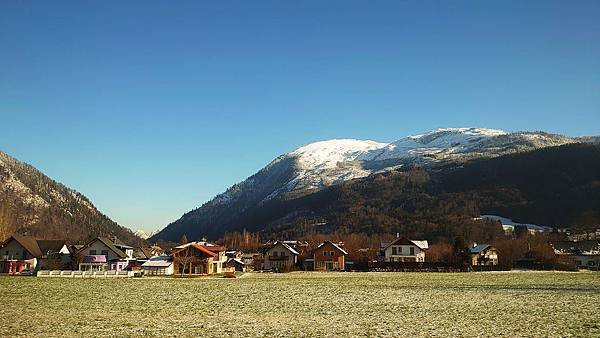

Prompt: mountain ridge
xmin=152 ymin=127 xmax=593 ymax=242
xmin=0 ymin=150 xmax=143 ymax=245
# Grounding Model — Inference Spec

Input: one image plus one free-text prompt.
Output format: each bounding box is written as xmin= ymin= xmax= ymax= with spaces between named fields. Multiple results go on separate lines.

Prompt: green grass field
xmin=1 ymin=272 xmax=599 ymax=337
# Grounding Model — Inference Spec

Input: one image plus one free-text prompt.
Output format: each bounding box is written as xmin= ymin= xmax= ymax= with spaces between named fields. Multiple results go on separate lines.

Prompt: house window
xmin=410 ymin=247 xmax=415 ymax=255
xmin=392 ymin=247 xmax=397 ymax=255
xmin=101 ymin=250 xmax=109 ymax=256
xmin=323 ymin=251 xmax=328 ymax=256
xmin=4 ymin=251 xmax=7 ymax=256
xmin=330 ymin=251 xmax=334 ymax=256
xmin=273 ymin=251 xmax=278 ymax=257
xmin=589 ymin=261 xmax=596 ymax=266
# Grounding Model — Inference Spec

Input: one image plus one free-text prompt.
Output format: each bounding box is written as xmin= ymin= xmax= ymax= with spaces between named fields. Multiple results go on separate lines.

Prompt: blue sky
xmin=1 ymin=1 xmax=599 ymax=231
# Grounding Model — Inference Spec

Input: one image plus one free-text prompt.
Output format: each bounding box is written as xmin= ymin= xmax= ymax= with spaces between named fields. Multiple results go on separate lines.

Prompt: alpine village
xmin=1 ymin=129 xmax=600 ymax=278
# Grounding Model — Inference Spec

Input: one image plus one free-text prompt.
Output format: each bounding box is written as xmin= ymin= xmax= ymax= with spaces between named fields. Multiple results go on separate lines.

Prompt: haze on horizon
xmin=1 ymin=1 xmax=599 ymax=232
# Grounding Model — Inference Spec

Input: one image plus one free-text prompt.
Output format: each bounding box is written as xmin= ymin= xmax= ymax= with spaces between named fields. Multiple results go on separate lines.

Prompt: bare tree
xmin=173 ymin=247 xmax=196 ymax=276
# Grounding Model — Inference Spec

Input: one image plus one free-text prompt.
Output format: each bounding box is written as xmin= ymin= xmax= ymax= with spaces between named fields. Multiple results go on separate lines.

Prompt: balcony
xmin=267 ymin=255 xmax=290 ymax=261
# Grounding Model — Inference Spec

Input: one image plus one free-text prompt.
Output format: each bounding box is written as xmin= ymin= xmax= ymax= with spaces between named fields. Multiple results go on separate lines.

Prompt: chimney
xmin=473 ymin=242 xmax=477 ymax=248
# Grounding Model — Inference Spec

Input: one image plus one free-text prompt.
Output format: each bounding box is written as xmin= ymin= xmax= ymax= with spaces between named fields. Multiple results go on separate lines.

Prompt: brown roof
xmin=37 ymin=240 xmax=68 ymax=255
xmin=201 ymin=245 xmax=226 ymax=253
xmin=134 ymin=247 xmax=153 ymax=259
xmin=78 ymin=237 xmax=127 ymax=259
xmin=9 ymin=235 xmax=43 ymax=257
xmin=171 ymin=244 xmax=217 ymax=258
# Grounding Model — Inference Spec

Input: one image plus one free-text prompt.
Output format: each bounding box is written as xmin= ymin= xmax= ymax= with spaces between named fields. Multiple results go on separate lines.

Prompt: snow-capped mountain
xmin=134 ymin=229 xmax=159 ymax=240
xmin=152 ymin=127 xmax=590 ymax=241
xmin=214 ymin=128 xmax=578 ymax=203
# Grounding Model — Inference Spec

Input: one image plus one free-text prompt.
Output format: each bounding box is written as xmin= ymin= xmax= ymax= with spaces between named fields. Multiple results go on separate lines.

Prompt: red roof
xmin=201 ymin=245 xmax=225 ymax=253
xmin=172 ymin=244 xmax=217 ymax=258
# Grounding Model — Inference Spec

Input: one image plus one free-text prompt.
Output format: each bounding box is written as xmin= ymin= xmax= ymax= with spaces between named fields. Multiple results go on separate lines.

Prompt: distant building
xmin=310 ymin=241 xmax=348 ymax=271
xmin=479 ymin=215 xmax=553 ymax=235
xmin=263 ymin=241 xmax=299 ymax=271
xmin=381 ymin=237 xmax=428 ymax=262
xmin=141 ymin=256 xmax=174 ymax=276
xmin=170 ymin=242 xmax=229 ymax=275
xmin=468 ymin=244 xmax=499 ymax=266
xmin=567 ymin=229 xmax=600 ymax=242
xmin=173 ymin=242 xmax=228 ymax=274
xmin=551 ymin=240 xmax=600 ymax=270
xmin=0 ymin=235 xmax=70 ymax=274
xmin=225 ymin=258 xmax=247 ymax=272
xmin=77 ymin=237 xmax=134 ymax=271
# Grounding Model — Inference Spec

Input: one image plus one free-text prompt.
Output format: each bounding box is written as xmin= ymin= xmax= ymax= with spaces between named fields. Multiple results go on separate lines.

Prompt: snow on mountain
xmin=360 ymin=128 xmax=508 ymax=162
xmin=287 ymin=139 xmax=388 ymax=192
xmin=206 ymin=128 xmax=581 ymax=207
xmin=152 ymin=127 xmax=588 ymax=241
xmin=134 ymin=229 xmax=159 ymax=240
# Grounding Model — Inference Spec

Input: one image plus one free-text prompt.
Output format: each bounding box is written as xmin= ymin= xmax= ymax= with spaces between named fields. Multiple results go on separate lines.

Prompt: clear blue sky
xmin=1 ymin=1 xmax=599 ymax=232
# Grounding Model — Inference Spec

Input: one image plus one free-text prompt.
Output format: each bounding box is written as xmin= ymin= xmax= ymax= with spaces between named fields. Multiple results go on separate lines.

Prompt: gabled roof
xmin=316 ymin=241 xmax=348 ymax=255
xmin=382 ymin=237 xmax=429 ymax=251
xmin=5 ymin=235 xmax=43 ymax=257
xmin=171 ymin=243 xmax=217 ymax=258
xmin=1 ymin=236 xmax=70 ymax=258
xmin=469 ymin=244 xmax=492 ymax=254
xmin=226 ymin=258 xmax=245 ymax=265
xmin=79 ymin=237 xmax=127 ymax=259
xmin=270 ymin=241 xmax=299 ymax=255
xmin=202 ymin=245 xmax=226 ymax=253
xmin=142 ymin=259 xmax=172 ymax=267
xmin=37 ymin=240 xmax=69 ymax=256
xmin=133 ymin=247 xmax=153 ymax=259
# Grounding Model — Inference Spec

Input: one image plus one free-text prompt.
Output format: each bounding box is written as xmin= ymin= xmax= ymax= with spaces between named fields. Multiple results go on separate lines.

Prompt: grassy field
xmin=1 ymin=272 xmax=599 ymax=337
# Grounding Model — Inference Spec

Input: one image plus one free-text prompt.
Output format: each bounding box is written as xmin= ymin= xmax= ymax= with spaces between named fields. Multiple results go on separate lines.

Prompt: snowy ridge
xmin=134 ymin=229 xmax=159 ymax=240
xmin=288 ymin=139 xmax=387 ymax=192
xmin=202 ymin=127 xmax=582 ymax=210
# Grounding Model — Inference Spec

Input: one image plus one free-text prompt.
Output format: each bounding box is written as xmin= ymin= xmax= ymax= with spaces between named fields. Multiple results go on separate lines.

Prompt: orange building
xmin=312 ymin=241 xmax=347 ymax=271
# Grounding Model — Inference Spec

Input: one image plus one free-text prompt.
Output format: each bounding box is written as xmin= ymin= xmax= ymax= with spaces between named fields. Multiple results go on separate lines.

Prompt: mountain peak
xmin=152 ymin=127 xmax=588 ymax=242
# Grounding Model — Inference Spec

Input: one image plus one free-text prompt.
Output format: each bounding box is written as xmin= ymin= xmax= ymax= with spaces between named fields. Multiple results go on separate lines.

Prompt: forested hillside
xmin=154 ymin=143 xmax=600 ymax=244
xmin=0 ymin=150 xmax=143 ymax=245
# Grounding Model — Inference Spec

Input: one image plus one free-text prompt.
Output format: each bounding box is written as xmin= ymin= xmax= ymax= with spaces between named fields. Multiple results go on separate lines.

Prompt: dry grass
xmin=1 ymin=271 xmax=599 ymax=337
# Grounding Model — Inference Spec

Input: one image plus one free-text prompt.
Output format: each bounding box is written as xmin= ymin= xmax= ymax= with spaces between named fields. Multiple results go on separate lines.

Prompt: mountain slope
xmin=153 ymin=128 xmax=590 ymax=242
xmin=158 ymin=143 xmax=600 ymax=243
xmin=0 ymin=150 xmax=143 ymax=245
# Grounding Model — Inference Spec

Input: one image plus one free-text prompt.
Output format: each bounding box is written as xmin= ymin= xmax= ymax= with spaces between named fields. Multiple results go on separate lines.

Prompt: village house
xmin=468 ymin=244 xmax=499 ymax=266
xmin=225 ymin=257 xmax=247 ymax=272
xmin=381 ymin=237 xmax=429 ymax=262
xmin=552 ymin=240 xmax=600 ymax=270
xmin=141 ymin=255 xmax=174 ymax=276
xmin=263 ymin=241 xmax=299 ymax=271
xmin=173 ymin=241 xmax=228 ymax=274
xmin=171 ymin=243 xmax=218 ymax=275
xmin=77 ymin=237 xmax=134 ymax=272
xmin=0 ymin=235 xmax=71 ymax=274
xmin=307 ymin=241 xmax=348 ymax=271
